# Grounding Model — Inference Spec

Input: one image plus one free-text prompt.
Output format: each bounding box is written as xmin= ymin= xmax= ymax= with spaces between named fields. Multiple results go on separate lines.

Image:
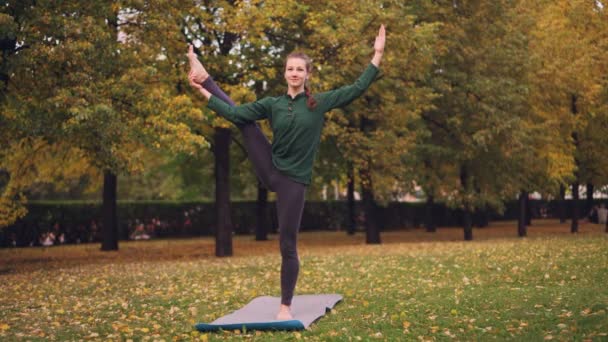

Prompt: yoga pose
xmin=188 ymin=25 xmax=385 ymax=320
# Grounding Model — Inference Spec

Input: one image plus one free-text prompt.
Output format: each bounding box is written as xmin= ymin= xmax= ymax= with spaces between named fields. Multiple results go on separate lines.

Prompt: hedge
xmin=0 ymin=199 xmax=602 ymax=248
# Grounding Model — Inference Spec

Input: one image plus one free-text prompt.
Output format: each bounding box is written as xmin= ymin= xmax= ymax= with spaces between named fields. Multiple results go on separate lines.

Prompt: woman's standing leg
xmin=274 ymin=176 xmax=306 ymax=318
xmin=202 ymin=76 xmax=306 ymax=318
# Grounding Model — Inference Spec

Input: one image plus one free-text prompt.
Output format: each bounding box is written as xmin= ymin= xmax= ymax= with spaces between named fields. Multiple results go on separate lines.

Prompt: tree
xmin=526 ymin=0 xmax=608 ymax=232
xmin=303 ymin=0 xmax=441 ymax=243
xmin=409 ymin=0 xmax=546 ymax=240
xmin=0 ymin=1 xmax=208 ymax=250
xmin=179 ymin=0 xmax=304 ymax=255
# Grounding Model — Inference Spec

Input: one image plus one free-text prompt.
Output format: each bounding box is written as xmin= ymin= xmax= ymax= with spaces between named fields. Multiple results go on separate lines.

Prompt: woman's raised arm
xmin=371 ymin=24 xmax=385 ymax=67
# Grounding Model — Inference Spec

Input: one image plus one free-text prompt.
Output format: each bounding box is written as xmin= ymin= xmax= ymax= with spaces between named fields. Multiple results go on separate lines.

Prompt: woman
xmin=188 ymin=25 xmax=385 ymax=320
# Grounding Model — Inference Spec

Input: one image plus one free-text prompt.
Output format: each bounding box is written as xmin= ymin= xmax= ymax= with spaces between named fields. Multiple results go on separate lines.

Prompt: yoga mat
xmin=195 ymin=294 xmax=342 ymax=332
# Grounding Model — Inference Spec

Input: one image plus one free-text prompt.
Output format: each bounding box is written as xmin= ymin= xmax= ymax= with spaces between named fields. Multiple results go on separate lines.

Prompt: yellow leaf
xmin=403 ymin=321 xmax=411 ymax=328
xmin=0 ymin=323 xmax=9 ymax=331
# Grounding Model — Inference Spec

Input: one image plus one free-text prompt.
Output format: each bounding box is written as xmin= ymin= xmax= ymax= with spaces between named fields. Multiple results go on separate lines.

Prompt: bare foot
xmin=188 ymin=45 xmax=209 ymax=83
xmin=276 ymin=304 xmax=293 ymax=320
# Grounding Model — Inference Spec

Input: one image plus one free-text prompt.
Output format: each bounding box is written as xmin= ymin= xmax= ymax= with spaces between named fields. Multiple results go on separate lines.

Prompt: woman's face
xmin=284 ymin=57 xmax=308 ymax=89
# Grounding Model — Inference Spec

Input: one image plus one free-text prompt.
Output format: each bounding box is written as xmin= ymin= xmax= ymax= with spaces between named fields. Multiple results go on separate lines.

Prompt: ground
xmin=0 ymin=219 xmax=606 ymax=341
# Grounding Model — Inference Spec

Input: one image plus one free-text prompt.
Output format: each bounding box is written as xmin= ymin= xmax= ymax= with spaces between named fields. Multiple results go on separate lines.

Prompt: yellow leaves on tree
xmin=0 ymin=138 xmax=99 ymax=226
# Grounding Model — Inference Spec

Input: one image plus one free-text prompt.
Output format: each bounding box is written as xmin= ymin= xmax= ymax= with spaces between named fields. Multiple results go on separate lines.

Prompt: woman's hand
xmin=188 ymin=45 xmax=209 ymax=83
xmin=374 ymin=24 xmax=385 ymax=54
xmin=189 ymin=70 xmax=211 ymax=99
xmin=371 ymin=25 xmax=385 ymax=67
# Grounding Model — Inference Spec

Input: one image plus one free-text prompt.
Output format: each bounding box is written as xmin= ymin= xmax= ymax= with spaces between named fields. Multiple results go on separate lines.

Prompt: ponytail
xmin=305 ymin=83 xmax=317 ymax=110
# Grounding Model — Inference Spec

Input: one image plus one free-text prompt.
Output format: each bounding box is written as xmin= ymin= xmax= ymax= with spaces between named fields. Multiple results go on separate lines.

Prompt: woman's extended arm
xmin=316 ymin=25 xmax=386 ymax=111
xmin=188 ymin=70 xmax=270 ymax=125
xmin=371 ymin=24 xmax=385 ymax=67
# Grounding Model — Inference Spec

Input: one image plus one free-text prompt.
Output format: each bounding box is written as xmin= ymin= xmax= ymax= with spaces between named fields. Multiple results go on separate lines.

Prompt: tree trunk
xmin=360 ymin=166 xmax=381 ymax=244
xmin=347 ymin=164 xmax=356 ymax=235
xmin=571 ymin=182 xmax=579 ymax=233
xmin=255 ymin=183 xmax=268 ymax=241
xmin=425 ymin=194 xmax=436 ymax=232
xmin=101 ymin=170 xmax=118 ymax=251
xmin=463 ymin=209 xmax=473 ymax=241
xmin=214 ymin=128 xmax=233 ymax=256
xmin=570 ymin=95 xmax=579 ymax=234
xmin=518 ymin=190 xmax=527 ymax=237
xmin=559 ymin=185 xmax=567 ymax=223
xmin=586 ymin=183 xmax=594 ymax=215
xmin=525 ymin=194 xmax=532 ymax=226
xmin=359 ymin=116 xmax=380 ymax=244
xmin=460 ymin=164 xmax=473 ymax=241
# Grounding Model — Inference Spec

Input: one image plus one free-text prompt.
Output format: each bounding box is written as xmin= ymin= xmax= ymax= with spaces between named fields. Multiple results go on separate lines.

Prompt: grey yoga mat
xmin=195 ymin=294 xmax=342 ymax=332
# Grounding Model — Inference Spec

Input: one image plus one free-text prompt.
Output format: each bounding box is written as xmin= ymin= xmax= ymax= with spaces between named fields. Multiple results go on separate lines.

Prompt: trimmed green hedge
xmin=0 ymin=199 xmax=602 ymax=247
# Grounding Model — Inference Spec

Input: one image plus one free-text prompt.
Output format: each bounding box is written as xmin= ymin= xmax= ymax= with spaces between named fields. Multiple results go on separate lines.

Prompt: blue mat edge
xmin=194 ymin=320 xmax=305 ymax=332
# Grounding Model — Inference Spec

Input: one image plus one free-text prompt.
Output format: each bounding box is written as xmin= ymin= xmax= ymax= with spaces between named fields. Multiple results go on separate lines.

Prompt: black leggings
xmin=202 ymin=78 xmax=306 ymax=306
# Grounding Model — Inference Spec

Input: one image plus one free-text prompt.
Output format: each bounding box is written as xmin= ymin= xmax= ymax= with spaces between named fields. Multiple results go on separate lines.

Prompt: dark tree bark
xmin=518 ymin=190 xmax=528 ymax=237
xmin=525 ymin=194 xmax=532 ymax=226
xmin=255 ymin=183 xmax=268 ymax=241
xmin=425 ymin=195 xmax=437 ymax=232
xmin=101 ymin=170 xmax=118 ymax=251
xmin=586 ymin=183 xmax=594 ymax=214
xmin=460 ymin=164 xmax=473 ymax=241
xmin=214 ymin=128 xmax=233 ymax=256
xmin=559 ymin=185 xmax=567 ymax=223
xmin=347 ymin=164 xmax=356 ymax=235
xmin=463 ymin=209 xmax=473 ymax=241
xmin=571 ymin=94 xmax=580 ymax=234
xmin=571 ymin=182 xmax=579 ymax=233
xmin=360 ymin=167 xmax=381 ymax=244
xmin=359 ymin=116 xmax=380 ymax=244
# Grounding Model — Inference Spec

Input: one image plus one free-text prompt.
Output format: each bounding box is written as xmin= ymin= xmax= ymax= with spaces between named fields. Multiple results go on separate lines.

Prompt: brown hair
xmin=286 ymin=52 xmax=317 ymax=110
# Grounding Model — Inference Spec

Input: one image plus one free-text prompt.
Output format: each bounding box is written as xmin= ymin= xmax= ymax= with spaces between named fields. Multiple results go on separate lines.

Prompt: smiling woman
xmin=187 ymin=24 xmax=385 ymax=320
xmin=284 ymin=52 xmax=318 ymax=110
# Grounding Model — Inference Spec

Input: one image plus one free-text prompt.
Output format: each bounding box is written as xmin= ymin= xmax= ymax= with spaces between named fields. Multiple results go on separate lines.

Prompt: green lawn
xmin=1 ymin=220 xmax=607 ymax=341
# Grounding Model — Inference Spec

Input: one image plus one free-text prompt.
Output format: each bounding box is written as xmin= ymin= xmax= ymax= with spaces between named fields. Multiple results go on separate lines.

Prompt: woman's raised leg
xmin=201 ymin=77 xmax=275 ymax=191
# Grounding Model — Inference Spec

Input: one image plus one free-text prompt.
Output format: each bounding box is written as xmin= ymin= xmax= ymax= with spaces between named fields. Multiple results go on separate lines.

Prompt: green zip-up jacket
xmin=207 ymin=63 xmax=379 ymax=185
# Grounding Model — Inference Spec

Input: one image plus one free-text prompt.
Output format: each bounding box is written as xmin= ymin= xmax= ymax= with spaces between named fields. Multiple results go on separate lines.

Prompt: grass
xmin=0 ymin=220 xmax=607 ymax=341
